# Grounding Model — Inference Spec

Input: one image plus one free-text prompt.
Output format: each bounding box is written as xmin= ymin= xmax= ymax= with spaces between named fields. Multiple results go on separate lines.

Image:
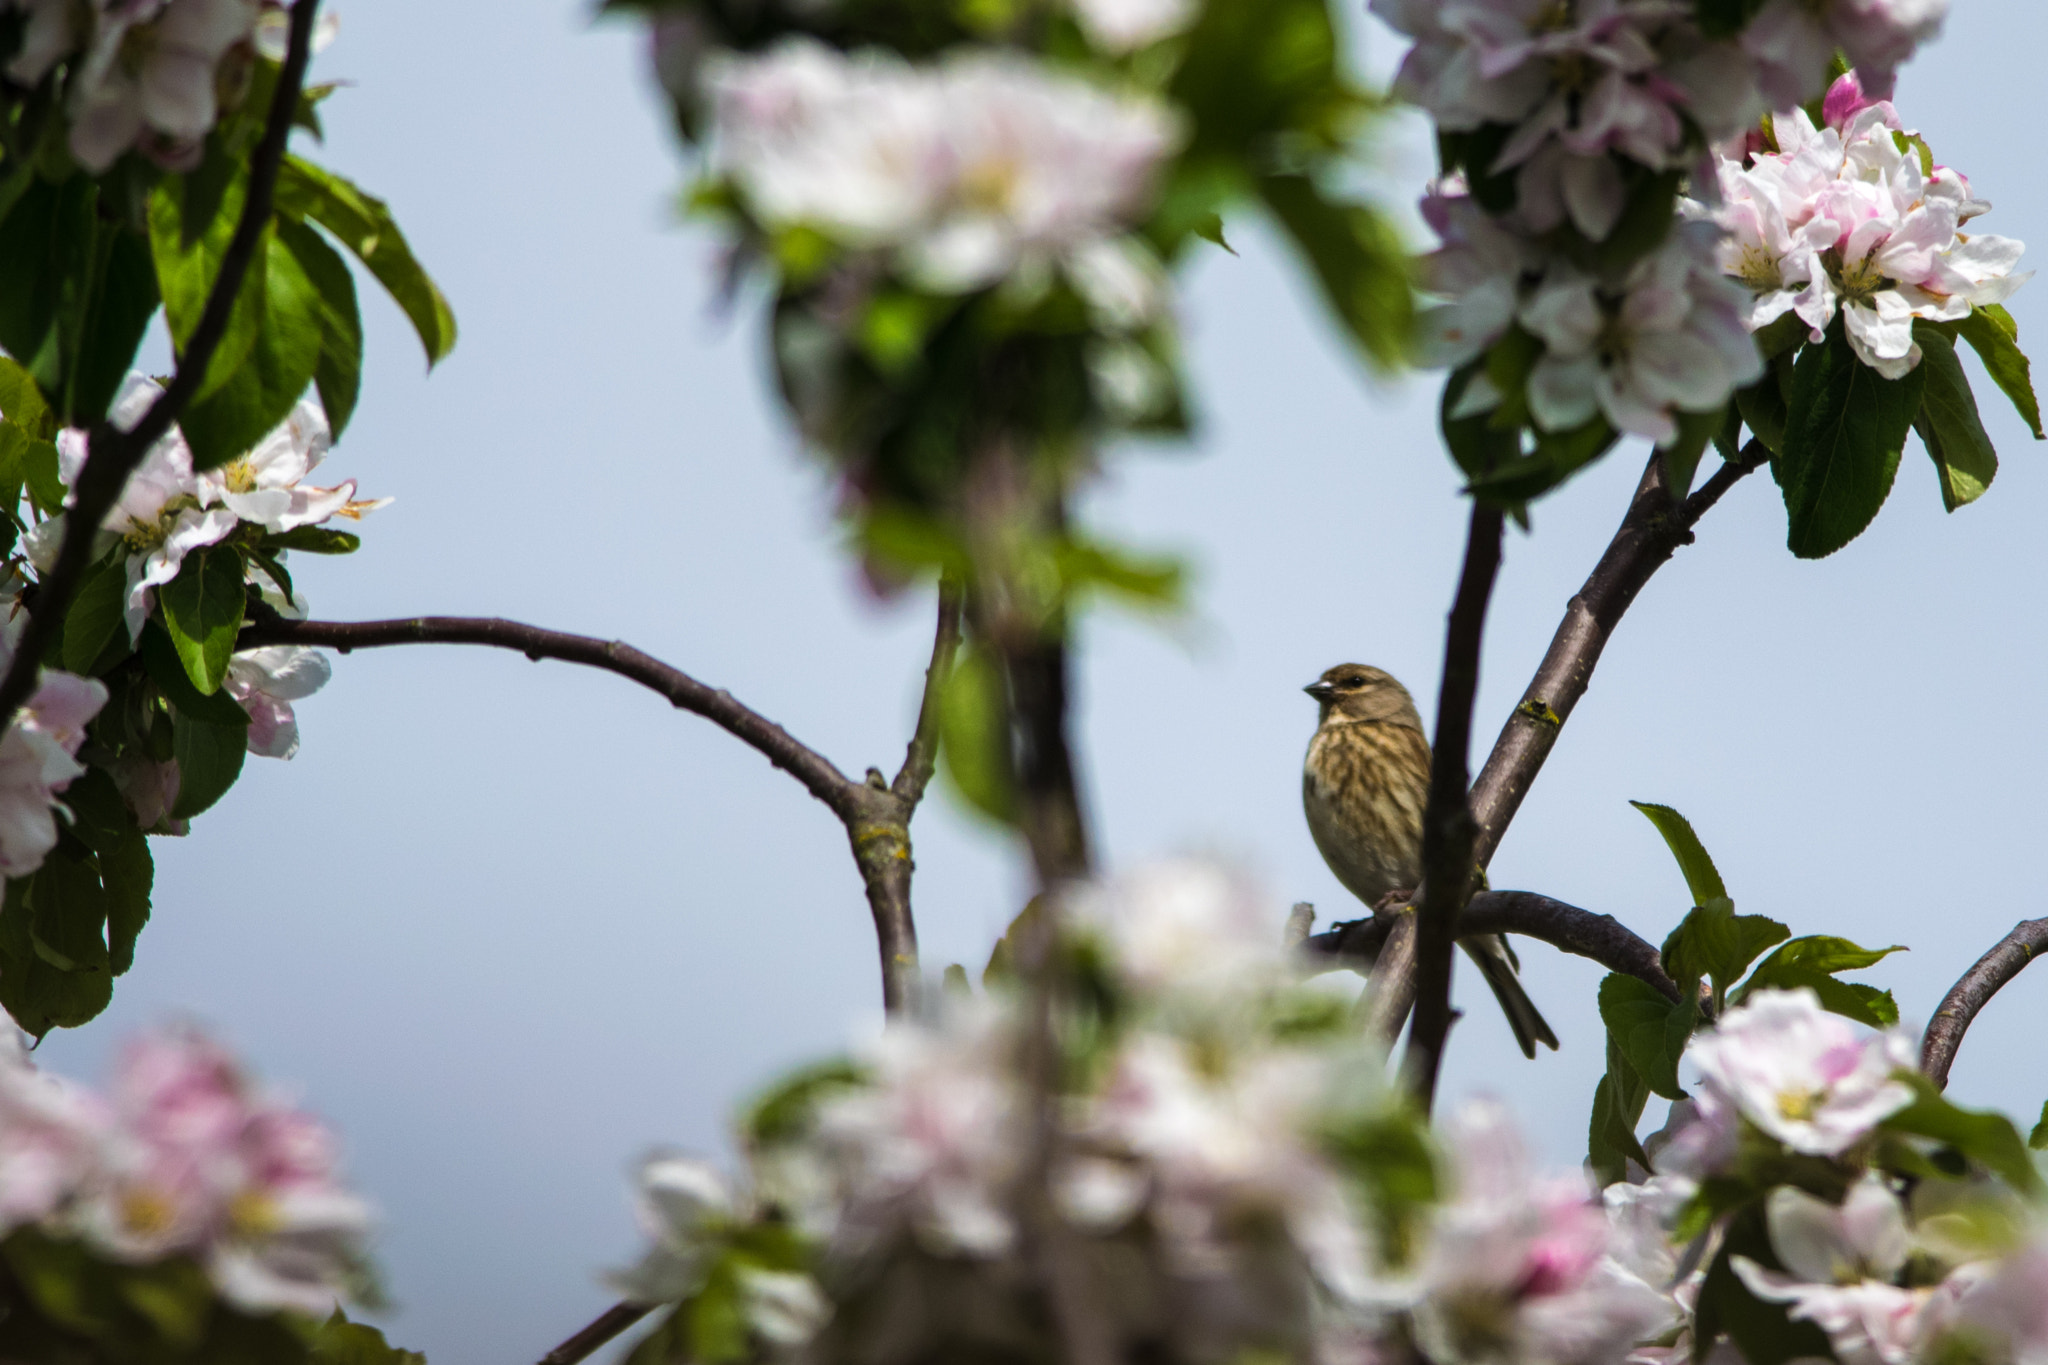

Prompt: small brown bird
xmin=1302 ymin=663 xmax=1557 ymax=1058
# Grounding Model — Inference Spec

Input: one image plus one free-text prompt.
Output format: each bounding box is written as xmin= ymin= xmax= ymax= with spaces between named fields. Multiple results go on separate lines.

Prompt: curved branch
xmin=238 ymin=613 xmax=859 ymax=813
xmin=1306 ymin=890 xmax=1680 ymax=1003
xmin=1469 ymin=443 xmax=1768 ymax=872
xmin=1921 ymin=919 xmax=2048 ymax=1090
xmin=0 ymin=0 xmax=322 ymax=734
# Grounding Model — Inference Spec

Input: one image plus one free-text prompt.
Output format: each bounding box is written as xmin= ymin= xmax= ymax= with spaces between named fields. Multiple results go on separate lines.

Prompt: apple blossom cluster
xmin=1600 ymin=986 xmax=2048 ymax=1365
xmin=1697 ymin=74 xmax=2030 ymax=378
xmin=0 ymin=1018 xmax=372 ymax=1318
xmin=1386 ymin=0 xmax=1958 ymax=458
xmin=0 ymin=0 xmax=291 ymax=172
xmin=608 ymin=860 xmax=1706 ymax=1365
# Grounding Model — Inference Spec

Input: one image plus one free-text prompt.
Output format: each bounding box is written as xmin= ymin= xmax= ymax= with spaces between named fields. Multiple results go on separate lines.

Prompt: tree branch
xmin=1404 ymin=501 xmax=1506 ymax=1112
xmin=240 ymin=613 xmax=859 ymax=809
xmin=535 ymin=1302 xmax=653 ymax=1365
xmin=243 ymin=606 xmax=956 ymax=1012
xmin=1357 ymin=911 xmax=1419 ymax=1048
xmin=892 ymin=577 xmax=961 ymax=804
xmin=1468 ymin=443 xmax=1768 ymax=873
xmin=1305 ymin=890 xmax=1681 ymax=1003
xmin=1920 ymin=918 xmax=2048 ymax=1089
xmin=0 ymin=0 xmax=320 ymax=735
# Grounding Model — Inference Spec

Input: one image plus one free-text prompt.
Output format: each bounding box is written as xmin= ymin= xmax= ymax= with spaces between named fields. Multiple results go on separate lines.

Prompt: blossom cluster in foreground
xmin=0 ymin=1020 xmax=371 ymax=1317
xmin=708 ymin=40 xmax=1181 ymax=308
xmin=1698 ymin=74 xmax=2030 ymax=377
xmin=609 ymin=861 xmax=2048 ymax=1365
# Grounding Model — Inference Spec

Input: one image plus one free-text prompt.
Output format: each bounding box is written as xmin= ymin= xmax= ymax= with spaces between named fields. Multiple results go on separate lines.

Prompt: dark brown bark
xmin=0 ymin=0 xmax=323 ymax=733
xmin=1404 ymin=501 xmax=1506 ymax=1112
xmin=1305 ymin=890 xmax=1680 ymax=1003
xmin=534 ymin=1302 xmax=652 ymax=1365
xmin=1358 ymin=912 xmax=1420 ymax=1048
xmin=1921 ymin=918 xmax=2048 ymax=1089
xmin=1468 ymin=444 xmax=1768 ymax=872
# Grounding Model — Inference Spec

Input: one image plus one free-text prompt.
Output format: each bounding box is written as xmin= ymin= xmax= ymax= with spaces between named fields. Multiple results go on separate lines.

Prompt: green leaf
xmin=1258 ymin=174 xmax=1410 ymax=372
xmin=1736 ymin=368 xmax=1788 ymax=458
xmin=309 ymin=1313 xmax=427 ymax=1365
xmin=276 ymin=216 xmax=364 ymax=439
xmin=176 ymin=224 xmax=323 ymax=470
xmin=1588 ymin=1034 xmax=1651 ymax=1187
xmin=1914 ymin=324 xmax=1998 ymax=510
xmin=742 ymin=1059 xmax=863 ymax=1148
xmin=148 ymin=170 xmax=264 ymax=401
xmin=937 ymin=643 xmax=1011 ymax=822
xmin=170 ymin=712 xmax=248 ymax=820
xmin=1660 ymin=403 xmax=1726 ymax=502
xmin=158 ymin=546 xmax=247 ymax=694
xmin=1779 ymin=321 xmax=1926 ymax=558
xmin=1663 ymin=899 xmax=1790 ymax=1010
xmin=1884 ymin=1077 xmax=2041 ymax=1195
xmin=1599 ymin=973 xmax=1693 ymax=1100
xmin=0 ymin=179 xmax=91 ymax=391
xmin=1956 ymin=304 xmax=2044 ymax=440
xmin=0 ymin=355 xmax=53 ymax=439
xmin=0 ymin=853 xmax=114 ymax=1034
xmin=1630 ymin=800 xmax=1729 ymax=904
xmin=15 ymin=429 xmax=63 ymax=516
xmin=138 ymin=622 xmax=253 ymax=726
xmin=274 ymin=155 xmax=458 ymax=367
xmin=263 ymin=525 xmax=360 ymax=554
xmin=62 ymin=557 xmax=130 ymax=676
xmin=2030 ymin=1100 xmax=2048 ymax=1152
xmin=1192 ymin=213 xmax=1235 ymax=254
xmin=1735 ymin=934 xmax=1904 ymax=1025
xmin=65 ymin=227 xmax=159 ymax=427
xmin=1440 ymin=362 xmax=1520 ymax=484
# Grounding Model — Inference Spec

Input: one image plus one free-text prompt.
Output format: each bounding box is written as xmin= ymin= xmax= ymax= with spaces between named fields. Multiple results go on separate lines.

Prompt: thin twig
xmin=1468 ymin=443 xmax=1768 ymax=872
xmin=1921 ymin=918 xmax=2048 ymax=1089
xmin=1404 ymin=500 xmax=1507 ymax=1112
xmin=239 ymin=613 xmax=859 ymax=809
xmin=535 ymin=1302 xmax=652 ymax=1365
xmin=0 ymin=0 xmax=321 ymax=734
xmin=892 ymin=576 xmax=962 ymax=804
xmin=1304 ymin=890 xmax=1680 ymax=1003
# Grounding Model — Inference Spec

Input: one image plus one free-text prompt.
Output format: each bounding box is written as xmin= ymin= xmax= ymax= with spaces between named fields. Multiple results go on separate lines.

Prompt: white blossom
xmin=1683 ymin=988 xmax=1916 ymax=1157
xmin=1068 ymin=0 xmax=1194 ymax=53
xmin=609 ymin=1154 xmax=738 ymax=1304
xmin=709 ymin=40 xmax=1180 ymax=293
xmin=1412 ymin=1100 xmax=1677 ymax=1365
xmin=0 ymin=622 xmax=108 ymax=877
xmin=1067 ymin=856 xmax=1286 ymax=1000
xmin=2 ymin=0 xmax=81 ymax=83
xmin=1518 ymin=221 xmax=1762 ymax=443
xmin=68 ymin=0 xmax=264 ymax=173
xmin=1698 ymin=87 xmax=2029 ymax=377
xmin=223 ymin=646 xmax=331 ymax=759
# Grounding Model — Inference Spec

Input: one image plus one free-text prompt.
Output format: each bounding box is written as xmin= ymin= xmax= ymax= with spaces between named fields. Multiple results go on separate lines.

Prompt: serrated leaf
xmin=158 ymin=546 xmax=247 ymax=694
xmin=1914 ymin=324 xmax=1998 ymax=510
xmin=1663 ymin=899 xmax=1790 ymax=1010
xmin=274 ymin=155 xmax=457 ymax=367
xmin=1957 ymin=304 xmax=2044 ymax=440
xmin=1631 ymin=800 xmax=1728 ymax=904
xmin=1779 ymin=322 xmax=1925 ymax=558
xmin=2030 ymin=1101 xmax=2048 ymax=1152
xmin=1734 ymin=934 xmax=1904 ymax=1027
xmin=1599 ymin=973 xmax=1693 ymax=1100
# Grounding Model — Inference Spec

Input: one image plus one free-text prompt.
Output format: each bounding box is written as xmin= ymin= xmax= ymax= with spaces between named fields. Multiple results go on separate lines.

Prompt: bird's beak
xmin=1304 ymin=681 xmax=1335 ymax=702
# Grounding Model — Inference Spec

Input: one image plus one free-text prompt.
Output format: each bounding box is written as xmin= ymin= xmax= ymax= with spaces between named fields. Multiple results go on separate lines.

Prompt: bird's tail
xmin=1460 ymin=936 xmax=1558 ymax=1059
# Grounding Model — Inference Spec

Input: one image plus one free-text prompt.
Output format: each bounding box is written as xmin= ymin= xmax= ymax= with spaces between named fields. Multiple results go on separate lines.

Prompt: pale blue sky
xmin=37 ymin=3 xmax=2048 ymax=1361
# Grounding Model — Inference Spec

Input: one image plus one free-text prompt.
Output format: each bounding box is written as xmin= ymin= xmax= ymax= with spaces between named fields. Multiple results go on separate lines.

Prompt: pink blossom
xmin=68 ymin=0 xmax=263 ymax=172
xmin=0 ymin=1029 xmax=108 ymax=1229
xmin=224 ymin=646 xmax=332 ymax=760
xmin=0 ymin=662 xmax=109 ymax=877
xmin=1684 ymin=988 xmax=1915 ymax=1157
